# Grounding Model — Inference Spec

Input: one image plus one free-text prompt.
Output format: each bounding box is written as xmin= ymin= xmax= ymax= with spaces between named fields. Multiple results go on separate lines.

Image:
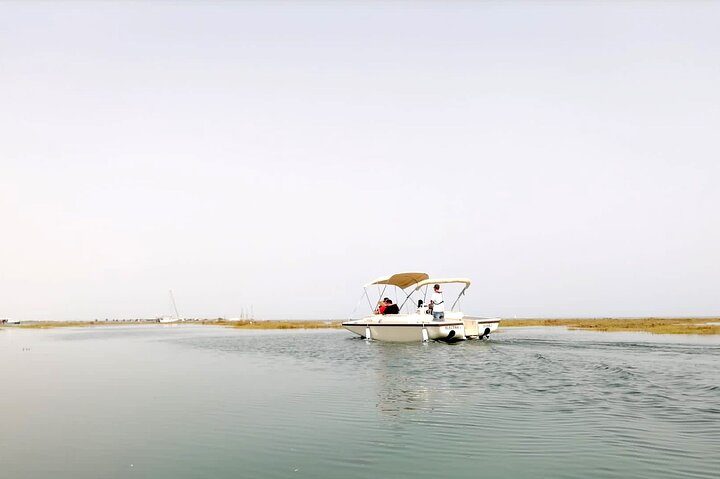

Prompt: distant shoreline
xmin=0 ymin=319 xmax=342 ymax=330
xmin=2 ymin=317 xmax=719 ymax=335
xmin=501 ymin=317 xmax=720 ymax=335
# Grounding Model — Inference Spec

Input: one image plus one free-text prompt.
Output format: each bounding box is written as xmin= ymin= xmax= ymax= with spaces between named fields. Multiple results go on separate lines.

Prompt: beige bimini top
xmin=365 ymin=272 xmax=429 ymax=289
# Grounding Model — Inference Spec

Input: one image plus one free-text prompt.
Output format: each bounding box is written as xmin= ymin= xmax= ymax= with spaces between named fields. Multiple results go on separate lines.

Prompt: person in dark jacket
xmin=382 ymin=298 xmax=400 ymax=315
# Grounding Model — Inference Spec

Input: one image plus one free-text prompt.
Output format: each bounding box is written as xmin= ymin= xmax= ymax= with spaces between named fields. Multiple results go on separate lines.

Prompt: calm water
xmin=1 ymin=325 xmax=718 ymax=479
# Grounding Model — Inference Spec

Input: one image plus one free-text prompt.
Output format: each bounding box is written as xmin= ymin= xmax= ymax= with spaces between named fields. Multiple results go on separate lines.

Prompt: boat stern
xmin=462 ymin=317 xmax=501 ymax=338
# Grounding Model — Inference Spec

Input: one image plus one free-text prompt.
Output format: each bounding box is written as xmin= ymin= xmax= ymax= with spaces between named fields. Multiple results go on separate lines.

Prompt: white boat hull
xmin=342 ymin=313 xmax=500 ymax=343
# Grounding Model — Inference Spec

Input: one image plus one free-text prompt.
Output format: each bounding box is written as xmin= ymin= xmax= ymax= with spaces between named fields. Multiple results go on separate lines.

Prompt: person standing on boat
xmin=430 ymin=284 xmax=445 ymax=321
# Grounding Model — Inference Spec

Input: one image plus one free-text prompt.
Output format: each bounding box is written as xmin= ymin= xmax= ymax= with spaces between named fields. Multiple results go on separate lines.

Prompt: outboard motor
xmin=438 ymin=329 xmax=462 ymax=344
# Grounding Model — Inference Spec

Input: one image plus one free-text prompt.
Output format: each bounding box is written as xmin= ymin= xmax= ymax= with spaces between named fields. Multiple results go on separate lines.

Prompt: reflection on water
xmin=1 ymin=325 xmax=718 ymax=479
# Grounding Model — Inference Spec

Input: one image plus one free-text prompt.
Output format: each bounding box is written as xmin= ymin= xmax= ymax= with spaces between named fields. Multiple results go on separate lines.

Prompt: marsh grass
xmin=194 ymin=319 xmax=341 ymax=329
xmin=501 ymin=317 xmax=720 ymax=335
xmin=8 ymin=321 xmax=142 ymax=329
xmin=6 ymin=318 xmax=718 ymax=335
xmin=1 ymin=320 xmax=342 ymax=330
xmin=224 ymin=320 xmax=341 ymax=329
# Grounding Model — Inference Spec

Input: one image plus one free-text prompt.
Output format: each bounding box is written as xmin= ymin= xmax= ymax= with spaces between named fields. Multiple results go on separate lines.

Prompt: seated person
xmin=375 ymin=300 xmax=384 ymax=314
xmin=382 ymin=299 xmax=400 ymax=315
xmin=375 ymin=297 xmax=391 ymax=314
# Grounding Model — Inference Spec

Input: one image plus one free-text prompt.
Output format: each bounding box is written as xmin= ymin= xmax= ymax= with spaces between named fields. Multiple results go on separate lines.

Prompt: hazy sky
xmin=1 ymin=1 xmax=718 ymax=320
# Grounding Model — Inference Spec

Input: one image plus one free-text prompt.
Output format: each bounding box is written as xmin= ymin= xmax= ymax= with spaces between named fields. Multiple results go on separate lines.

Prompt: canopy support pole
xmin=398 ymin=289 xmax=416 ymax=311
xmin=348 ymin=291 xmax=367 ymax=319
xmin=364 ymin=289 xmax=374 ymax=312
xmin=451 ymin=286 xmax=468 ymax=311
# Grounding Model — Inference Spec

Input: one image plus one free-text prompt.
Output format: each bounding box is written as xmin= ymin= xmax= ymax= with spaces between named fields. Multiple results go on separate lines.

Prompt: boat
xmin=342 ymin=272 xmax=500 ymax=342
xmin=158 ymin=290 xmax=182 ymax=323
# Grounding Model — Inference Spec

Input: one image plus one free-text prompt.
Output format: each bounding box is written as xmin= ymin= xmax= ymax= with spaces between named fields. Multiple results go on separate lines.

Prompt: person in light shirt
xmin=430 ymin=284 xmax=445 ymax=321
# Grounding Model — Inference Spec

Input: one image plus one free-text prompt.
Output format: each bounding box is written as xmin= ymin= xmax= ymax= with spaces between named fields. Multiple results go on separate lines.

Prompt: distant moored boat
xmin=158 ymin=290 xmax=182 ymax=323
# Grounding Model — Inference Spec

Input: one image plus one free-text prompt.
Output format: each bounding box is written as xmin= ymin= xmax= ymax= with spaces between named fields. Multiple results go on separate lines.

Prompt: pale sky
xmin=1 ymin=1 xmax=719 ymax=320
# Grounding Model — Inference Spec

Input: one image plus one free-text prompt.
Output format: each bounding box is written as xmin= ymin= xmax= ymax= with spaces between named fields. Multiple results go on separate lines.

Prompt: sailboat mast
xmin=169 ymin=289 xmax=180 ymax=320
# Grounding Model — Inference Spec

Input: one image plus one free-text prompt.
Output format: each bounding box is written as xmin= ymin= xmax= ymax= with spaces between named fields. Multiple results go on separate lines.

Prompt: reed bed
xmin=501 ymin=317 xmax=720 ymax=335
xmin=223 ymin=320 xmax=341 ymax=330
xmin=6 ymin=321 xmax=143 ymax=329
xmin=1 ymin=320 xmax=342 ymax=330
xmin=6 ymin=318 xmax=718 ymax=335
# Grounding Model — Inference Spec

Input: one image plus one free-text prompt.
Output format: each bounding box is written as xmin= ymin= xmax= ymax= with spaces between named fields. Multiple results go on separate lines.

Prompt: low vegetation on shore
xmin=501 ymin=318 xmax=720 ymax=335
xmin=201 ymin=320 xmax=342 ymax=329
xmin=1 ymin=319 xmax=342 ymax=330
xmin=4 ymin=318 xmax=719 ymax=335
xmin=4 ymin=321 xmax=137 ymax=329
